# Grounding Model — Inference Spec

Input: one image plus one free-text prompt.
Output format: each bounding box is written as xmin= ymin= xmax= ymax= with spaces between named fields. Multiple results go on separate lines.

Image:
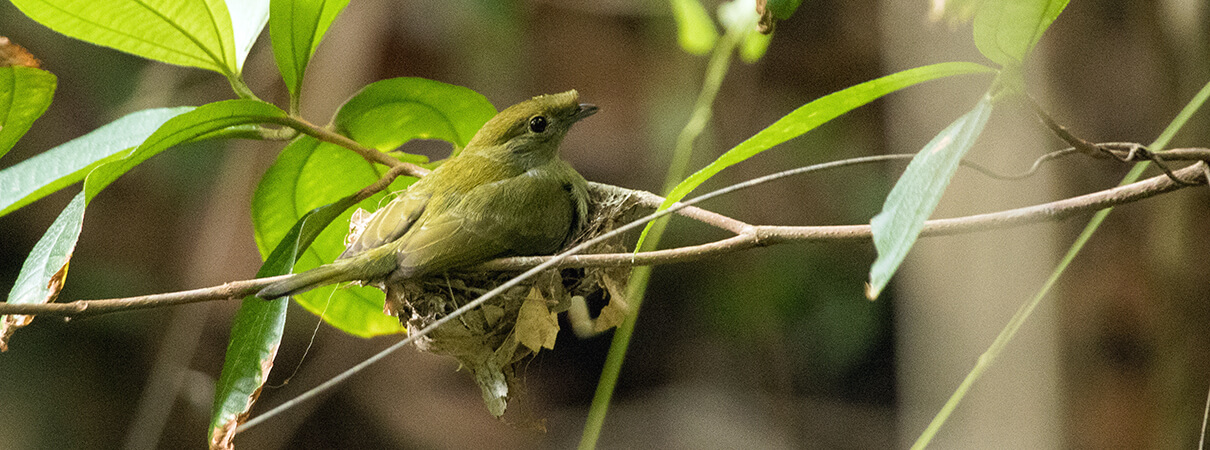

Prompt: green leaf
xmin=209 ymin=189 xmax=360 ymax=447
xmin=973 ymin=0 xmax=1069 ymax=67
xmin=739 ymin=29 xmax=773 ymax=63
xmin=0 ymin=107 xmax=193 ymax=217
xmin=636 ymin=62 xmax=995 ymax=249
xmin=228 ymin=0 xmax=272 ymax=71
xmin=333 ymin=77 xmax=497 ymax=151
xmin=252 ymin=137 xmax=407 ymax=337
xmin=0 ymin=66 xmax=57 ymax=160
xmin=10 ymin=0 xmax=240 ymax=74
xmin=866 ymin=95 xmax=994 ymax=299
xmin=765 ymin=0 xmax=804 ymax=20
xmin=0 ymin=191 xmax=85 ymax=350
xmin=83 ymin=100 xmax=288 ymax=197
xmin=270 ymin=0 xmax=352 ymax=103
xmin=669 ymin=0 xmax=718 ymax=56
xmin=2 ymin=101 xmax=287 ymax=347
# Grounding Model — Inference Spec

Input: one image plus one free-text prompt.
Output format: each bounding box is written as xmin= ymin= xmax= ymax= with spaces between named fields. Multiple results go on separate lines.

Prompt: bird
xmin=258 ymin=90 xmax=594 ymax=300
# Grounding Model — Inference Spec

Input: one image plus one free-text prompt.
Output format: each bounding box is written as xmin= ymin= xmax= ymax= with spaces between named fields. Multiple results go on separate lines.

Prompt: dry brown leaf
xmin=0 ymin=259 xmax=72 ymax=351
xmin=516 ymin=288 xmax=559 ymax=352
xmin=0 ymin=37 xmax=40 ymax=68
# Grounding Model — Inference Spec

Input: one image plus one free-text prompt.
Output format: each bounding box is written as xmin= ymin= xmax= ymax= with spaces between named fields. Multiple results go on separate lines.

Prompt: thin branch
xmin=0 ymin=164 xmax=420 ymax=318
xmin=479 ymin=160 xmax=1208 ymax=270
xmin=587 ymin=182 xmax=751 ymax=234
xmin=1029 ymin=96 xmax=1207 ymax=185
xmin=3 ymin=159 xmax=1204 ymax=318
xmin=960 ymin=148 xmax=1080 ymax=181
xmin=355 ymin=164 xmax=414 ymax=201
xmin=276 ymin=115 xmax=431 ymax=177
xmin=11 ymin=275 xmax=290 ymax=317
xmin=1028 ymin=96 xmax=1102 ymax=157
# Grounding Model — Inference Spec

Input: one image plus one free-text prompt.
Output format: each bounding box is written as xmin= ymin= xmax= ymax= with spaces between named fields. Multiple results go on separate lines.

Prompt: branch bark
xmin=2 ymin=160 xmax=1204 ymax=317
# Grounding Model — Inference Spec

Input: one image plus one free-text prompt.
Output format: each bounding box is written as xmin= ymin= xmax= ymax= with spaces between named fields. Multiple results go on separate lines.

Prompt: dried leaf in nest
xmin=0 ymin=37 xmax=40 ymax=68
xmin=356 ymin=185 xmax=641 ymax=417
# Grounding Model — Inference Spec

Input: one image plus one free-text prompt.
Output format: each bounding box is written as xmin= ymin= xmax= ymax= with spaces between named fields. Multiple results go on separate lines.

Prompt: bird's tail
xmin=258 ymin=263 xmax=358 ymax=299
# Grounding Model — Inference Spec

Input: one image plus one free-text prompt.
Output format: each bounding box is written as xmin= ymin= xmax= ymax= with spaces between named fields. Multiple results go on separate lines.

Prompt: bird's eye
xmin=529 ymin=116 xmax=548 ymax=133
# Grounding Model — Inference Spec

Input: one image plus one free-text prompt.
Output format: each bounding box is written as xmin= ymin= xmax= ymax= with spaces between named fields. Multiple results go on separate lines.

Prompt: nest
xmin=352 ymin=186 xmax=640 ymax=417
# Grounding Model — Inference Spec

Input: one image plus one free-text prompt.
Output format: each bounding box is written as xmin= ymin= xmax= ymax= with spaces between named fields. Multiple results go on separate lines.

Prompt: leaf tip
xmin=864 ymin=281 xmax=882 ymax=301
xmin=0 ymin=314 xmax=34 ymax=351
xmin=209 ymin=418 xmax=238 ymax=450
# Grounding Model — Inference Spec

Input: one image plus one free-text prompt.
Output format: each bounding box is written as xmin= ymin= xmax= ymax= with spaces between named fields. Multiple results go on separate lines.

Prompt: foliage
xmin=1 ymin=0 xmax=1203 ymax=448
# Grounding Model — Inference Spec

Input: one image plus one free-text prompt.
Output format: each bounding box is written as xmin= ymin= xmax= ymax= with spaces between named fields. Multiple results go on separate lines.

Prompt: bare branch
xmin=11 ymin=275 xmax=290 ymax=317
xmin=587 ymin=182 xmax=752 ymax=234
xmin=479 ymin=161 xmax=1208 ymax=270
xmin=5 ymin=159 xmax=1203 ymax=318
xmin=0 ymin=162 xmax=420 ymax=318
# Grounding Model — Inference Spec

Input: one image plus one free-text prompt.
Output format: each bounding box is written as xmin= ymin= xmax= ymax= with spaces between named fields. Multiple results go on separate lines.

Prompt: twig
xmin=0 ymin=164 xmax=420 ymax=318
xmin=479 ymin=160 xmax=1208 ymax=270
xmin=1030 ymin=96 xmax=1208 ymax=185
xmin=276 ymin=115 xmax=430 ymax=177
xmin=5 ymin=275 xmax=291 ymax=317
xmin=959 ymin=148 xmax=1080 ymax=181
xmin=2 ymin=159 xmax=1204 ymax=318
xmin=1028 ymin=96 xmax=1102 ymax=157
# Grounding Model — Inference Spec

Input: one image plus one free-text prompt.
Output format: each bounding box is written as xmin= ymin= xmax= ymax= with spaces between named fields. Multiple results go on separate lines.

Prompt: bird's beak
xmin=573 ymin=103 xmax=599 ymax=122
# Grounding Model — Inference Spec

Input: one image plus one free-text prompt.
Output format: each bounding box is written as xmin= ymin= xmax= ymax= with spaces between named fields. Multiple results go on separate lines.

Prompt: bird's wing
xmin=393 ymin=171 xmax=579 ymax=278
xmin=339 ymin=189 xmax=430 ymax=259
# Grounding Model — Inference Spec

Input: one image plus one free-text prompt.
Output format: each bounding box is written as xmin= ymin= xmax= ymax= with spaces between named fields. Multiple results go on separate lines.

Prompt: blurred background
xmin=1 ymin=0 xmax=1209 ymax=448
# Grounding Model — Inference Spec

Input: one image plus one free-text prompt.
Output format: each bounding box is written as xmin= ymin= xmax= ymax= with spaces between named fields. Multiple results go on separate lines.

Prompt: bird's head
xmin=465 ymin=90 xmax=597 ymax=166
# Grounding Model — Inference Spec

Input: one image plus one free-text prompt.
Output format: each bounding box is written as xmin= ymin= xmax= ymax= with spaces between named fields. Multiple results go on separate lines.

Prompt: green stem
xmin=912 ymin=78 xmax=1210 ymax=449
xmin=227 ymin=74 xmax=263 ymax=102
xmin=578 ymin=29 xmax=742 ymax=450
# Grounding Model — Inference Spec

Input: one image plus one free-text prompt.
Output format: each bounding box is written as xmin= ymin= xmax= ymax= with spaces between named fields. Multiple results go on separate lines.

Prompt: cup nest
xmin=349 ymin=185 xmax=639 ymax=417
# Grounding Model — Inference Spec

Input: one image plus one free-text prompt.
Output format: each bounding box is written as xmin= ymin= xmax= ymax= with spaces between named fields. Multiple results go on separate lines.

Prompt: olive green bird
xmin=258 ymin=91 xmax=594 ymax=299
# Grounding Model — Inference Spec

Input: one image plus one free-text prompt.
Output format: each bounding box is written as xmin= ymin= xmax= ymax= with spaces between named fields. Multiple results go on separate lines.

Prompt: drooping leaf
xmin=636 ymin=62 xmax=995 ymax=249
xmin=251 ymin=137 xmax=407 ymax=337
xmin=0 ymin=191 xmax=84 ymax=351
xmin=83 ymin=100 xmax=288 ymax=196
xmin=973 ymin=0 xmax=1069 ymax=67
xmin=0 ymin=107 xmax=193 ymax=217
xmin=10 ymin=0 xmax=239 ymax=74
xmin=669 ymin=0 xmax=719 ymax=56
xmin=209 ymin=189 xmax=362 ymax=449
xmin=866 ymin=95 xmax=994 ymax=299
xmin=270 ymin=0 xmax=352 ymax=102
xmin=333 ymin=77 xmax=497 ymax=152
xmin=0 ymin=66 xmax=57 ymax=160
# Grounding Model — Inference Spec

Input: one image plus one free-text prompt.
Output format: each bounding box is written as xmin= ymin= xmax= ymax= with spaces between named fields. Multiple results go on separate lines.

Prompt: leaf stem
xmin=227 ymin=75 xmax=263 ymax=102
